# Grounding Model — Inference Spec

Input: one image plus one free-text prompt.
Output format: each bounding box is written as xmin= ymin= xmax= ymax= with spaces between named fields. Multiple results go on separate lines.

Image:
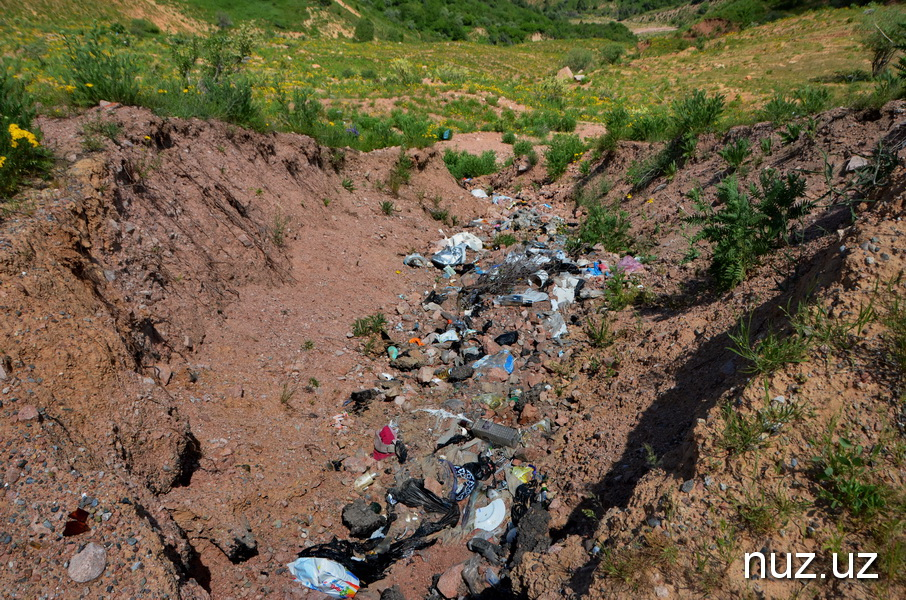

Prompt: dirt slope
xmin=0 ymin=101 xmax=904 ymax=600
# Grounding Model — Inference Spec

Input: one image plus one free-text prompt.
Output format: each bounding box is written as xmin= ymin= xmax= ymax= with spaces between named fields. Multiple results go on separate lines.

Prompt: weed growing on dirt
xmin=443 ymin=149 xmax=498 ymax=179
xmin=604 ymin=268 xmax=646 ymax=311
xmin=813 ymin=438 xmax=887 ymax=517
xmin=734 ymin=486 xmax=805 ymax=535
xmin=342 ymin=178 xmax=355 ymax=192
xmin=779 ymin=122 xmax=802 ymax=146
xmin=729 ymin=315 xmax=810 ymax=375
xmin=352 ymin=313 xmax=386 ymax=337
xmin=800 ymin=300 xmax=875 ymax=353
xmin=718 ymin=138 xmax=752 ymax=173
xmin=379 ymin=200 xmax=395 ymax=216
xmin=882 ymin=294 xmax=906 ymax=374
xmin=270 ymin=213 xmax=289 ymax=247
xmin=512 ymin=139 xmax=538 ymax=166
xmin=493 ymin=233 xmax=518 ymax=249
xmin=584 ymin=315 xmax=615 ymax=348
xmin=720 ymin=395 xmax=804 ymax=456
xmin=627 ymin=89 xmax=725 ymax=190
xmin=760 ymin=136 xmax=773 ymax=155
xmin=64 ymin=27 xmax=141 ymax=107
xmin=279 ymin=383 xmax=296 ymax=409
xmin=388 ymin=150 xmax=412 ymax=196
xmin=501 ymin=131 xmax=516 ymax=144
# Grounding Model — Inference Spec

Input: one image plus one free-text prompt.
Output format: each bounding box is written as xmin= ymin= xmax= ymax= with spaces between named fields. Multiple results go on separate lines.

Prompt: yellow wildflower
xmin=626 ymin=193 xmax=632 ymax=199
xmin=144 ymin=135 xmax=151 ymax=140
xmin=85 ymin=83 xmax=94 ymax=87
xmin=8 ymin=124 xmax=39 ymax=148
xmin=0 ymin=156 xmax=6 ymax=168
xmin=647 ymin=198 xmax=654 ymax=203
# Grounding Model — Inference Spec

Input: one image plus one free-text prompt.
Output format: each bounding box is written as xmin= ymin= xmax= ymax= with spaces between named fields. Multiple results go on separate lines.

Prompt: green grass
xmin=728 ymin=315 xmax=810 ymax=376
xmin=0 ymin=7 xmax=879 ymax=155
xmin=443 ymin=149 xmax=498 ymax=180
xmin=585 ymin=315 xmax=616 ymax=348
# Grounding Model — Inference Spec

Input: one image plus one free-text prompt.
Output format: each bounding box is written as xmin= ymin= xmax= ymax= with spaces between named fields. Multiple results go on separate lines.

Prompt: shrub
xmin=544 ymin=133 xmax=585 ymax=180
xmin=760 ymin=93 xmax=799 ymax=124
xmin=128 ymin=18 xmax=161 ymax=38
xmin=388 ymin=150 xmax=412 ymax=195
xmin=276 ymin=87 xmax=323 ymax=132
xmin=685 ymin=170 xmax=812 ymax=290
xmin=388 ymin=58 xmax=419 ymax=85
xmin=0 ymin=68 xmax=52 ymax=198
xmin=859 ymin=8 xmax=906 ymax=76
xmin=534 ymin=77 xmax=568 ymax=109
xmin=600 ymin=42 xmax=625 ymax=65
xmin=793 ymin=86 xmax=830 ymax=114
xmin=597 ymin=105 xmax=630 ymax=152
xmin=670 ymin=88 xmax=725 ymax=138
xmin=443 ymin=149 xmax=498 ymax=179
xmin=353 ymin=18 xmax=375 ymax=42
xmin=563 ymin=47 xmax=595 ymax=72
xmin=64 ymin=27 xmax=142 ymax=106
xmin=577 ymin=201 xmax=632 ymax=253
xmin=360 ymin=68 xmax=379 ymax=80
xmin=718 ymin=138 xmax=752 ymax=172
xmin=512 ymin=139 xmax=538 ymax=166
xmin=434 ymin=65 xmax=468 ymax=83
xmin=501 ymin=131 xmax=516 ymax=144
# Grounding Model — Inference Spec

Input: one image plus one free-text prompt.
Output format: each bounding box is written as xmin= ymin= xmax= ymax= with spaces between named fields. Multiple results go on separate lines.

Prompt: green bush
xmin=512 ymin=139 xmax=538 ymax=166
xmin=388 ymin=58 xmax=420 ymax=85
xmin=0 ymin=68 xmax=52 ymax=198
xmin=534 ymin=77 xmax=568 ymax=109
xmin=814 ymin=439 xmax=887 ymax=517
xmin=353 ymin=18 xmax=375 ymax=42
xmin=793 ymin=86 xmax=830 ymax=114
xmin=563 ymin=47 xmax=595 ymax=72
xmin=597 ymin=105 xmax=630 ymax=151
xmin=64 ymin=27 xmax=142 ymax=106
xmin=685 ymin=170 xmax=812 ymax=290
xmin=501 ymin=131 xmax=516 ymax=144
xmin=544 ymin=133 xmax=585 ymax=180
xmin=128 ymin=18 xmax=161 ymax=38
xmin=600 ymin=42 xmax=625 ymax=65
xmin=760 ymin=93 xmax=799 ymax=124
xmin=443 ymin=149 xmax=498 ymax=179
xmin=577 ymin=201 xmax=632 ymax=253
xmin=276 ymin=87 xmax=323 ymax=132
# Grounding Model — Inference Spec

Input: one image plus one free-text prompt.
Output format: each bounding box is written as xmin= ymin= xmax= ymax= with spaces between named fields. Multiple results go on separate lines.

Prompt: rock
xmin=681 ymin=480 xmax=695 ymax=493
xmin=67 ymin=542 xmax=106 ymax=583
xmin=481 ymin=367 xmax=511 ymax=383
xmin=518 ymin=404 xmax=541 ymax=425
xmin=16 ymin=405 xmax=38 ymax=422
xmin=381 ymin=585 xmax=406 ymax=600
xmin=865 ymin=256 xmax=875 ymax=266
xmin=391 ymin=356 xmax=423 ymax=371
xmin=448 ymin=364 xmax=474 ymax=382
xmin=555 ymin=66 xmax=574 ymax=80
xmin=418 ymin=366 xmax=435 ymax=384
xmin=342 ymin=499 xmax=386 ymax=539
xmin=654 ymin=584 xmax=671 ymax=598
xmin=846 ymin=155 xmax=869 ymax=172
xmin=436 ymin=562 xmax=465 ymax=598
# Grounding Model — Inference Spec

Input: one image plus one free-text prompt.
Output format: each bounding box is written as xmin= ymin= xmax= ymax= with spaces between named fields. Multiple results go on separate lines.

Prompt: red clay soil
xmin=0 ymin=101 xmax=904 ymax=600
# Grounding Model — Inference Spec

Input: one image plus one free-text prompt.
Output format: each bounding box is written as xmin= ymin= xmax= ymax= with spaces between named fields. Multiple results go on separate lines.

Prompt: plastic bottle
xmin=354 ymin=472 xmax=378 ymax=492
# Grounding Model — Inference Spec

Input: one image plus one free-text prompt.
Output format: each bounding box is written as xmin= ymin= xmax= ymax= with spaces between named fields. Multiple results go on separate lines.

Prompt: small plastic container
xmin=354 ymin=472 xmax=378 ymax=492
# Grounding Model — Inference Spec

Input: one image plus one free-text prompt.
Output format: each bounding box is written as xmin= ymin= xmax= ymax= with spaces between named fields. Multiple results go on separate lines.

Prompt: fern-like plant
xmin=686 ymin=170 xmax=812 ymax=290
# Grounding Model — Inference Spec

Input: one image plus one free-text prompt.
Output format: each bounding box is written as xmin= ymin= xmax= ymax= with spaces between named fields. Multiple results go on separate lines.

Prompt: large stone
xmin=436 ymin=562 xmax=465 ymax=598
xmin=417 ymin=366 xmax=435 ymax=384
xmin=448 ymin=364 xmax=474 ymax=382
xmin=68 ymin=542 xmax=106 ymax=583
xmin=342 ymin=499 xmax=386 ymax=539
xmin=556 ymin=66 xmax=574 ymax=80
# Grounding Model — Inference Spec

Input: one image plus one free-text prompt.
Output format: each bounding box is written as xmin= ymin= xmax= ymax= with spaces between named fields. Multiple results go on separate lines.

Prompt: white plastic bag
xmin=287 ymin=557 xmax=360 ymax=598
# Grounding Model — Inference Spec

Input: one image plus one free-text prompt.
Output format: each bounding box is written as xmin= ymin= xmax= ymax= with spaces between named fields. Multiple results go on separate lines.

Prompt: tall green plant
xmin=0 ymin=67 xmax=52 ymax=198
xmin=686 ymin=170 xmax=811 ymax=290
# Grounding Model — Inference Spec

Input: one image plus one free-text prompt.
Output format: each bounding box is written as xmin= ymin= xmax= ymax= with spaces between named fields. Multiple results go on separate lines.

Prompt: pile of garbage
xmin=288 ymin=200 xmax=647 ymax=598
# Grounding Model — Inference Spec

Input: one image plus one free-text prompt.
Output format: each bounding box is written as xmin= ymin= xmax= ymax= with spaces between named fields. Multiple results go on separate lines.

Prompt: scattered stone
xmin=555 ymin=66 xmax=574 ymax=81
xmin=67 ymin=542 xmax=106 ymax=583
xmin=436 ymin=562 xmax=465 ymax=598
xmin=865 ymin=256 xmax=875 ymax=266
xmin=16 ymin=404 xmax=39 ymax=422
xmin=342 ymin=499 xmax=386 ymax=539
xmin=448 ymin=364 xmax=474 ymax=382
xmin=681 ymin=480 xmax=695 ymax=493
